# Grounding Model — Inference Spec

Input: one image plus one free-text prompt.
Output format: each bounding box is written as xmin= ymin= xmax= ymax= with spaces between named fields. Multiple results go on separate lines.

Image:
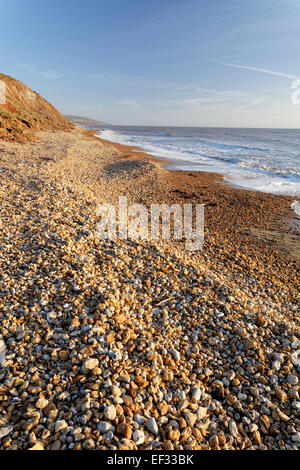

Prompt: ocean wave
xmin=98 ymin=126 xmax=300 ymax=196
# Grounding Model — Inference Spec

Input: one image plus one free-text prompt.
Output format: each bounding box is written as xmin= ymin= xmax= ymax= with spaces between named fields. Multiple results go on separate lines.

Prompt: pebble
xmin=191 ymin=387 xmax=202 ymax=401
xmin=97 ymin=422 xmax=115 ymax=434
xmin=249 ymin=424 xmax=258 ymax=433
xmin=276 ymin=389 xmax=287 ymax=402
xmin=133 ymin=430 xmax=145 ymax=445
xmin=104 ymin=404 xmax=117 ymax=421
xmin=287 ymin=375 xmax=298 ymax=385
xmin=291 ymin=350 xmax=300 ymax=366
xmin=111 ymin=385 xmax=121 ymax=397
xmin=229 ymin=420 xmax=239 ymax=438
xmin=169 ymin=429 xmax=180 ymax=441
xmin=36 ymin=397 xmax=49 ymax=410
xmin=169 ymin=348 xmax=180 ymax=361
xmin=0 ymin=339 xmax=6 ymax=366
xmin=134 ymin=414 xmax=146 ymax=425
xmin=0 ymin=131 xmax=299 ymax=451
xmin=184 ymin=412 xmax=197 ymax=427
xmin=82 ymin=358 xmax=99 ymax=373
xmin=196 ymin=407 xmax=208 ymax=420
xmin=0 ymin=426 xmax=13 ymax=439
xmin=29 ymin=442 xmax=44 ymax=451
xmin=55 ymin=420 xmax=68 ymax=433
xmin=146 ymin=418 xmax=158 ymax=435
xmin=291 ymin=433 xmax=300 ymax=443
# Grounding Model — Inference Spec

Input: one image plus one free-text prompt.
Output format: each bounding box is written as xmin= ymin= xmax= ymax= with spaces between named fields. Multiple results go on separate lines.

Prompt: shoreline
xmin=95 ymin=129 xmax=300 ymax=214
xmin=0 ymin=128 xmax=299 ymax=451
xmin=87 ymin=129 xmax=300 ymax=265
xmin=95 ymin=127 xmax=300 ymax=200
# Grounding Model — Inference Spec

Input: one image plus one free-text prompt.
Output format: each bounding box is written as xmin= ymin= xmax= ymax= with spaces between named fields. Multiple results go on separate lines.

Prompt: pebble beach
xmin=0 ymin=128 xmax=299 ymax=451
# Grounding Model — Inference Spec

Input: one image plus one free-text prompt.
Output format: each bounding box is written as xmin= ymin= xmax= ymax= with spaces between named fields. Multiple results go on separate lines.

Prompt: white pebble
xmin=169 ymin=348 xmax=180 ymax=361
xmin=97 ymin=421 xmax=115 ymax=433
xmin=104 ymin=404 xmax=116 ymax=421
xmin=0 ymin=340 xmax=6 ymax=366
xmin=147 ymin=417 xmax=158 ymax=435
xmin=191 ymin=387 xmax=201 ymax=401
xmin=133 ymin=430 xmax=145 ymax=445
xmin=0 ymin=426 xmax=13 ymax=439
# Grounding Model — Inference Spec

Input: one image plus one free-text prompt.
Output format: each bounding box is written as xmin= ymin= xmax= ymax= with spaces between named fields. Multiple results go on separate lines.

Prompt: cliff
xmin=0 ymin=73 xmax=73 ymax=142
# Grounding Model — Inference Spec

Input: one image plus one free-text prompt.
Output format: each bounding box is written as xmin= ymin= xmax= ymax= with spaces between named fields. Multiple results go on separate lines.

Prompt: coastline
xmin=0 ymin=128 xmax=299 ymax=451
xmin=91 ymin=129 xmax=300 ymax=265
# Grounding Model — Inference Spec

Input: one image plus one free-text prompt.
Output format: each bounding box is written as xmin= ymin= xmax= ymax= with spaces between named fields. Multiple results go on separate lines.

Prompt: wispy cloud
xmin=39 ymin=70 xmax=61 ymax=79
xmin=223 ymin=63 xmax=299 ymax=80
xmin=88 ymin=72 xmax=119 ymax=81
xmin=17 ymin=64 xmax=61 ymax=80
xmin=116 ymin=99 xmax=140 ymax=108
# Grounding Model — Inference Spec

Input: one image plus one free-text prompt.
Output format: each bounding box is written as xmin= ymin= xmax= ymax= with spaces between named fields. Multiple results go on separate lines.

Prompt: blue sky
xmin=1 ymin=0 xmax=300 ymax=127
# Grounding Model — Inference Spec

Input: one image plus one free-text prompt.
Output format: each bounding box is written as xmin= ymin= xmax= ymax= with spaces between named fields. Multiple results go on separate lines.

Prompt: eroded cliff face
xmin=0 ymin=73 xmax=73 ymax=142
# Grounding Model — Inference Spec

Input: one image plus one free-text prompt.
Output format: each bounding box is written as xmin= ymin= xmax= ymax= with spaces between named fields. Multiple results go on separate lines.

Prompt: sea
xmin=96 ymin=125 xmax=300 ymax=214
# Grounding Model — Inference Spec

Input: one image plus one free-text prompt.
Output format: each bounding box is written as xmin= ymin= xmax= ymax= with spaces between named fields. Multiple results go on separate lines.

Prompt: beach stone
xmin=119 ymin=372 xmax=130 ymax=383
xmin=177 ymin=399 xmax=188 ymax=412
xmin=276 ymin=389 xmax=287 ymax=402
xmin=229 ymin=420 xmax=239 ymax=438
xmin=169 ymin=348 xmax=180 ymax=361
xmin=184 ymin=412 xmax=197 ymax=427
xmin=249 ymin=423 xmax=258 ymax=433
xmin=291 ymin=350 xmax=300 ymax=366
xmin=0 ymin=127 xmax=299 ymax=451
xmin=0 ymin=340 xmax=6 ymax=366
xmin=147 ymin=418 xmax=158 ymax=435
xmin=287 ymin=374 xmax=298 ymax=385
xmin=134 ymin=414 xmax=145 ymax=425
xmin=255 ymin=314 xmax=267 ymax=327
xmin=82 ymin=358 xmax=99 ymax=373
xmin=191 ymin=387 xmax=201 ymax=401
xmin=117 ymin=423 xmax=132 ymax=439
xmin=83 ymin=439 xmax=95 ymax=449
xmin=24 ymin=414 xmax=40 ymax=431
xmin=292 ymin=433 xmax=300 ymax=443
xmin=209 ymin=435 xmax=219 ymax=449
xmin=104 ymin=404 xmax=116 ymax=421
xmin=97 ymin=422 xmax=115 ymax=434
xmin=169 ymin=429 xmax=180 ymax=441
xmin=111 ymin=385 xmax=122 ymax=397
xmin=272 ymin=360 xmax=282 ymax=371
xmin=253 ymin=431 xmax=262 ymax=445
xmin=55 ymin=420 xmax=68 ymax=433
xmin=133 ymin=430 xmax=145 ymax=445
xmin=111 ymin=351 xmax=122 ymax=362
xmin=292 ymin=399 xmax=300 ymax=410
xmin=58 ymin=350 xmax=69 ymax=362
xmin=29 ymin=442 xmax=44 ymax=451
xmin=51 ymin=441 xmax=61 ymax=451
xmin=196 ymin=406 xmax=208 ymax=420
xmin=0 ymin=426 xmax=13 ymax=439
xmin=272 ymin=408 xmax=290 ymax=422
xmin=36 ymin=397 xmax=49 ymax=410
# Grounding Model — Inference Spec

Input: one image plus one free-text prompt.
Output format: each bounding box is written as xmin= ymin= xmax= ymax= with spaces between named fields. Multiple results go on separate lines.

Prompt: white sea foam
xmin=99 ymin=127 xmax=300 ymax=196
